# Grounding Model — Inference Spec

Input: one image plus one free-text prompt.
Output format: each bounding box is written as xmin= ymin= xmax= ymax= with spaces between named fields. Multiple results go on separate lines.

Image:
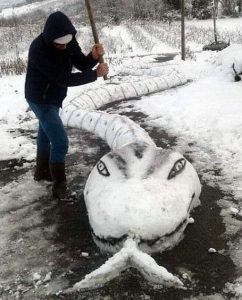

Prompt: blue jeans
xmin=27 ymin=101 xmax=68 ymax=163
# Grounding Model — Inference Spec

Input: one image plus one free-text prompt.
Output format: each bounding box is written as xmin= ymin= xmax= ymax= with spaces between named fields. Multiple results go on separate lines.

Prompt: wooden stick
xmin=84 ymin=0 xmax=107 ymax=80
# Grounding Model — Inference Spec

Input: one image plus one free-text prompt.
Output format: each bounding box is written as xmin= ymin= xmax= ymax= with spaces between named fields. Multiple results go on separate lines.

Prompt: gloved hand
xmin=96 ymin=63 xmax=109 ymax=77
xmin=92 ymin=44 xmax=105 ymax=60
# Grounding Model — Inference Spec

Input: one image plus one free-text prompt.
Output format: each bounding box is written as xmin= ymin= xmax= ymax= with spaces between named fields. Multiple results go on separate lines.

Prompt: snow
xmin=0 ymin=0 xmax=77 ymax=18
xmin=208 ymin=248 xmax=217 ymax=254
xmin=187 ymin=17 xmax=242 ymax=31
xmin=84 ymin=148 xmax=200 ymax=242
xmin=71 ymin=238 xmax=182 ymax=291
xmin=0 ymin=75 xmax=36 ymax=160
xmin=0 ymin=11 xmax=242 ymax=297
xmin=134 ymin=25 xmax=177 ymax=54
xmin=0 ymin=0 xmax=25 ymax=11
xmin=136 ymin=46 xmax=242 ymax=200
xmin=33 ymin=272 xmax=41 ymax=281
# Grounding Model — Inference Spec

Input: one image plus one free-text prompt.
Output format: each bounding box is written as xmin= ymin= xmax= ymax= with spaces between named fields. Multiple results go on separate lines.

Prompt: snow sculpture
xmin=61 ymin=68 xmax=201 ymax=291
xmin=61 ymin=66 xmax=187 ymax=111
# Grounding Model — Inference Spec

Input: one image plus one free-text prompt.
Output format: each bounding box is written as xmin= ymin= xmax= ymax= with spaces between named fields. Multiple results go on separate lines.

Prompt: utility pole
xmin=181 ymin=0 xmax=185 ymax=60
xmin=212 ymin=0 xmax=218 ymax=43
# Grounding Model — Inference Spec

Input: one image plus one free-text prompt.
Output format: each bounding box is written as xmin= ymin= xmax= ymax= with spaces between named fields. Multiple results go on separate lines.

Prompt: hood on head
xmin=42 ymin=11 xmax=77 ymax=44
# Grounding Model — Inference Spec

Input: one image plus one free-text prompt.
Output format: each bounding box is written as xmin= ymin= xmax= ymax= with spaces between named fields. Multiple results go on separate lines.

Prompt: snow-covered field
xmin=0 ymin=0 xmax=78 ymax=17
xmin=0 ymin=0 xmax=24 ymax=10
xmin=0 ymin=0 xmax=242 ymax=298
xmin=187 ymin=17 xmax=242 ymax=30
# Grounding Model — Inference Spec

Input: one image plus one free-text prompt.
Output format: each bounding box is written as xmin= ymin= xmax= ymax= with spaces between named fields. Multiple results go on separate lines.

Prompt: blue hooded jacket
xmin=25 ymin=11 xmax=98 ymax=107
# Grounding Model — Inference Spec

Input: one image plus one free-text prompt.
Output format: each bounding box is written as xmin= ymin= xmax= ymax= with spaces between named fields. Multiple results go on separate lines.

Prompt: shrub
xmin=0 ymin=57 xmax=26 ymax=76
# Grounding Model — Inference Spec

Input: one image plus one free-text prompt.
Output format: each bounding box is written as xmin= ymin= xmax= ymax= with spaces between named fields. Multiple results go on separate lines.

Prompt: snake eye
xmin=97 ymin=160 xmax=110 ymax=177
xmin=168 ymin=158 xmax=186 ymax=180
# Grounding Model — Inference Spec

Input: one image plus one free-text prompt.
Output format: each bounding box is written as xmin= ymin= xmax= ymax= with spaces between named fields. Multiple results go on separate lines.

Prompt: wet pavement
xmin=0 ymin=99 xmax=238 ymax=299
xmin=154 ymin=53 xmax=178 ymax=63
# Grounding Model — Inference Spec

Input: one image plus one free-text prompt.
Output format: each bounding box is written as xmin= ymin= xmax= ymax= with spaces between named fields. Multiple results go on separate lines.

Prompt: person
xmin=25 ymin=11 xmax=109 ymax=200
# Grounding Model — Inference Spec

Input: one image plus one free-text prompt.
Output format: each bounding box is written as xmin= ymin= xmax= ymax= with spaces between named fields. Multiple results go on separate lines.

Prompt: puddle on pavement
xmin=154 ymin=53 xmax=177 ymax=63
xmin=0 ymin=158 xmax=33 ymax=184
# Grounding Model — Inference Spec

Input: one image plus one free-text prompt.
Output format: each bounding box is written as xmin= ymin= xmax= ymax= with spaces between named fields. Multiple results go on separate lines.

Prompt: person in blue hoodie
xmin=25 ymin=11 xmax=108 ymax=200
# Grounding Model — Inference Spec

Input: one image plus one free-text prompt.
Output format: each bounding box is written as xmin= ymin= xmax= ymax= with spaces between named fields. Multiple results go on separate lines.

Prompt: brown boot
xmin=49 ymin=163 xmax=68 ymax=200
xmin=34 ymin=152 xmax=52 ymax=182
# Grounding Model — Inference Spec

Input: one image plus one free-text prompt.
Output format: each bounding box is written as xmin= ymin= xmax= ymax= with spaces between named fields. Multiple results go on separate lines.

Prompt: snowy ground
xmin=0 ymin=0 xmax=24 ymax=10
xmin=0 ymin=2 xmax=242 ymax=298
xmin=0 ymin=0 xmax=78 ymax=18
xmin=187 ymin=17 xmax=242 ymax=30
